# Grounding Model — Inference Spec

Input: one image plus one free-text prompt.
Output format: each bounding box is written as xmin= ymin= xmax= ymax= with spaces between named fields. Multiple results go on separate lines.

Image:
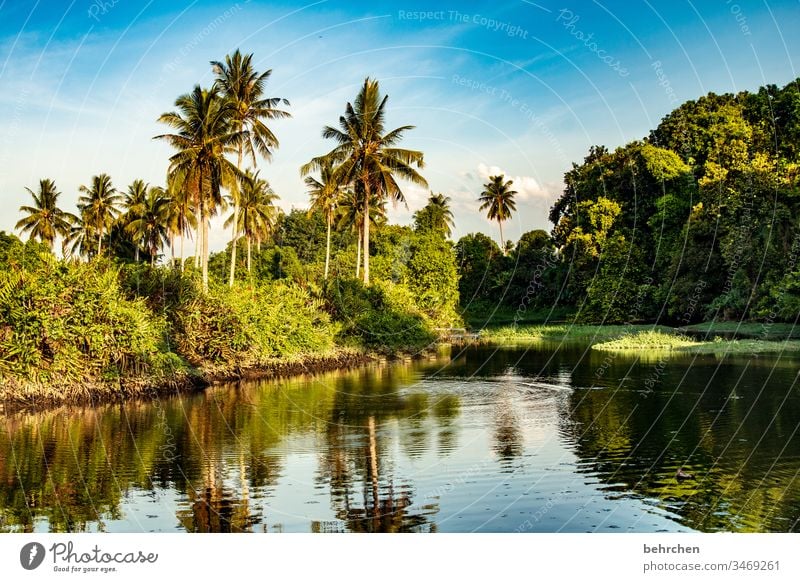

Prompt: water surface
xmin=1 ymin=343 xmax=799 ymax=532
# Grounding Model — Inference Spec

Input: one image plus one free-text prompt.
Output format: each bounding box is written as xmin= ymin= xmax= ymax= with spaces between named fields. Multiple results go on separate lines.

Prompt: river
xmin=1 ymin=343 xmax=799 ymax=532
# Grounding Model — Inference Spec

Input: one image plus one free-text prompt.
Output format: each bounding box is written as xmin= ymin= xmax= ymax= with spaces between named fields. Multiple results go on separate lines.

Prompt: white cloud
xmin=475 ymin=162 xmax=551 ymax=200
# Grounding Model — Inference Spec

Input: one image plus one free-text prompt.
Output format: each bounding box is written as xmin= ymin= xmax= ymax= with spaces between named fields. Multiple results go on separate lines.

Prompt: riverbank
xmin=0 ymin=348 xmax=384 ymax=411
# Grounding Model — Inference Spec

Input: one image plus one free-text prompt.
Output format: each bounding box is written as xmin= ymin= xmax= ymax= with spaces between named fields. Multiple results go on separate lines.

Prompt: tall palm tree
xmin=413 ymin=192 xmax=455 ymax=237
xmin=123 ymin=179 xmax=149 ymax=262
xmin=226 ymin=170 xmax=278 ymax=275
xmin=478 ymin=175 xmax=517 ymax=253
xmin=212 ymin=49 xmax=291 ymax=287
xmin=15 ymin=179 xmax=75 ymax=249
xmin=155 ymin=85 xmax=243 ymax=290
xmin=126 ymin=187 xmax=170 ymax=266
xmin=78 ymin=173 xmax=121 ymax=256
xmin=301 ymin=78 xmax=427 ymax=284
xmin=305 ymin=159 xmax=342 ymax=280
xmin=164 ymin=171 xmax=196 ymax=271
xmin=336 ymin=188 xmax=386 ymax=279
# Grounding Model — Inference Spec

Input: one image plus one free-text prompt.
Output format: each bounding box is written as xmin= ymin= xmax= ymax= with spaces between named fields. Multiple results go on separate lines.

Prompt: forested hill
xmin=462 ymin=78 xmax=800 ymax=325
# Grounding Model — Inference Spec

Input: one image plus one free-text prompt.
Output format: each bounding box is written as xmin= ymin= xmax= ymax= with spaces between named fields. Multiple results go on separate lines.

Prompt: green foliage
xmin=0 ymin=256 xmax=177 ymax=385
xmin=325 ymin=278 xmax=436 ymax=352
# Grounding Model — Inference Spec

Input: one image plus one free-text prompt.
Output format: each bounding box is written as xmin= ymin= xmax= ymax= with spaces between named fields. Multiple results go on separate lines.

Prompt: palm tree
xmin=212 ymin=49 xmax=291 ymax=287
xmin=164 ymin=171 xmax=196 ymax=271
xmin=301 ymin=77 xmax=427 ymax=284
xmin=336 ymin=188 xmax=386 ymax=279
xmin=126 ymin=187 xmax=170 ymax=266
xmin=305 ymin=159 xmax=342 ymax=279
xmin=226 ymin=170 xmax=278 ymax=275
xmin=15 ymin=179 xmax=75 ymax=249
xmin=155 ymin=85 xmax=243 ymax=290
xmin=413 ymin=192 xmax=455 ymax=237
xmin=123 ymin=179 xmax=149 ymax=262
xmin=78 ymin=173 xmax=121 ymax=256
xmin=63 ymin=210 xmax=96 ymax=259
xmin=478 ymin=175 xmax=517 ymax=253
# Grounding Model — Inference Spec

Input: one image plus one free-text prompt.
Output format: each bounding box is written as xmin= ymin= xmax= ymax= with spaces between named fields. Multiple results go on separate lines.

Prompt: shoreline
xmin=0 ymin=348 xmax=381 ymax=413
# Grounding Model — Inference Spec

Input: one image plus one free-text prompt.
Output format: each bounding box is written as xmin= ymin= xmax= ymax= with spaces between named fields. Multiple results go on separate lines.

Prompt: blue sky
xmin=1 ymin=0 xmax=798 ymax=251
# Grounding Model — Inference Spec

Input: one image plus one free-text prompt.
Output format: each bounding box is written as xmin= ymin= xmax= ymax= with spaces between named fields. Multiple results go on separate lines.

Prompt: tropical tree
xmin=211 ymin=49 xmax=290 ymax=287
xmin=78 ymin=173 xmax=121 ymax=256
xmin=413 ymin=192 xmax=455 ymax=237
xmin=225 ymin=169 xmax=278 ymax=275
xmin=122 ymin=179 xmax=150 ymax=262
xmin=478 ymin=175 xmax=517 ymax=253
xmin=305 ymin=159 xmax=342 ymax=279
xmin=125 ymin=187 xmax=170 ymax=266
xmin=164 ymin=171 xmax=196 ymax=271
xmin=155 ymin=85 xmax=244 ymax=290
xmin=15 ymin=179 xmax=75 ymax=249
xmin=63 ymin=211 xmax=96 ymax=259
xmin=336 ymin=188 xmax=387 ymax=278
xmin=301 ymin=77 xmax=427 ymax=284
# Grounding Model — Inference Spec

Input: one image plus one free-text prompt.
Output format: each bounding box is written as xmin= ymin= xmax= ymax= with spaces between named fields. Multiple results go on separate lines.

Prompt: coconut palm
xmin=125 ymin=187 xmax=170 ymax=266
xmin=301 ymin=77 xmax=427 ymax=284
xmin=15 ymin=179 xmax=75 ymax=249
xmin=413 ymin=192 xmax=455 ymax=237
xmin=164 ymin=171 xmax=197 ymax=271
xmin=155 ymin=85 xmax=244 ymax=290
xmin=225 ymin=169 xmax=278 ymax=275
xmin=123 ymin=179 xmax=150 ymax=262
xmin=336 ymin=188 xmax=386 ymax=278
xmin=305 ymin=159 xmax=342 ymax=279
xmin=212 ymin=49 xmax=291 ymax=287
xmin=78 ymin=173 xmax=121 ymax=256
xmin=478 ymin=175 xmax=517 ymax=253
xmin=63 ymin=211 xmax=96 ymax=259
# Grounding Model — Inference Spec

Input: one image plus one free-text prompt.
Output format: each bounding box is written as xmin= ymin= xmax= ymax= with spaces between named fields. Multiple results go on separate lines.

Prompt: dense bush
xmin=0 ymin=255 xmax=177 ymax=384
xmin=325 ymin=278 xmax=436 ymax=352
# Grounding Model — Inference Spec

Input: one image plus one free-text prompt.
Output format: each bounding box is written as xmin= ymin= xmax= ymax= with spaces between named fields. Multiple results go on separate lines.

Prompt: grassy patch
xmin=593 ymin=330 xmax=800 ymax=355
xmin=679 ymin=321 xmax=800 ymax=340
xmin=479 ymin=324 xmax=670 ymax=343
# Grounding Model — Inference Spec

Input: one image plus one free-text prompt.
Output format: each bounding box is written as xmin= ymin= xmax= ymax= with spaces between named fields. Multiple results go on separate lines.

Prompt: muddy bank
xmin=0 ymin=349 xmax=382 ymax=412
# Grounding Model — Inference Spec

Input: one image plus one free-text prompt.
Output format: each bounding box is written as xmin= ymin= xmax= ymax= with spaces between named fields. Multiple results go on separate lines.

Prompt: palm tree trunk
xmin=356 ymin=230 xmax=361 ymax=278
xmin=247 ymin=235 xmax=252 ymax=275
xmin=134 ymin=246 xmax=139 ymax=263
xmin=200 ymin=174 xmax=209 ymax=291
xmin=194 ymin=201 xmax=201 ymax=270
xmin=324 ymin=214 xmax=331 ymax=280
xmin=202 ymin=215 xmax=209 ymax=291
xmin=498 ymin=219 xmax=505 ymax=255
xmin=363 ymin=184 xmax=370 ymax=285
xmin=97 ymin=227 xmax=103 ymax=257
xmin=228 ymin=148 xmax=243 ymax=287
xmin=169 ymin=231 xmax=175 ymax=267
xmin=180 ymin=232 xmax=185 ymax=272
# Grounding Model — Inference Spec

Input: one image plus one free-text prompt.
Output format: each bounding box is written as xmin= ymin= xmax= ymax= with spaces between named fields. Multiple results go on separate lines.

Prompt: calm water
xmin=1 ymin=343 xmax=799 ymax=533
